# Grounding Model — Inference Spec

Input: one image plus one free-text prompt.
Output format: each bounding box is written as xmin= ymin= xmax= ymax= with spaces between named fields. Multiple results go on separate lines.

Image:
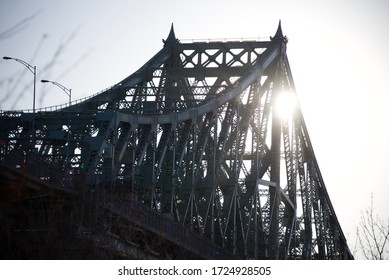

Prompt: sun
xmin=274 ymin=90 xmax=297 ymax=119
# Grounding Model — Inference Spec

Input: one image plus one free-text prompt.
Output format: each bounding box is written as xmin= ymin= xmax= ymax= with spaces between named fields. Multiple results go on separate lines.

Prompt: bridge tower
xmin=0 ymin=23 xmax=353 ymax=259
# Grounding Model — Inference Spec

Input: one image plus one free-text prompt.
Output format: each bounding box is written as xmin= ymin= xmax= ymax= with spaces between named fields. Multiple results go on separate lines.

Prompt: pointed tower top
xmin=271 ymin=20 xmax=287 ymax=43
xmin=163 ymin=23 xmax=177 ymax=46
xmin=275 ymin=20 xmax=283 ymax=38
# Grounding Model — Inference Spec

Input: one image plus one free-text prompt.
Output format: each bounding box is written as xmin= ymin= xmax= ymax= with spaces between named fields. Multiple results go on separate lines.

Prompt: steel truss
xmin=0 ymin=23 xmax=353 ymax=259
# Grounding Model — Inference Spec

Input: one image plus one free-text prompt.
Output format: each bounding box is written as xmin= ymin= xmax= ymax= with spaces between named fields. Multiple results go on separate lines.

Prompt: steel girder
xmin=0 ymin=23 xmax=353 ymax=259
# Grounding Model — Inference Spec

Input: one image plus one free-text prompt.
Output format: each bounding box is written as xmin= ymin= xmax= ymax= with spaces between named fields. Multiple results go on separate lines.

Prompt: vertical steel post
xmin=268 ymin=60 xmax=282 ymax=259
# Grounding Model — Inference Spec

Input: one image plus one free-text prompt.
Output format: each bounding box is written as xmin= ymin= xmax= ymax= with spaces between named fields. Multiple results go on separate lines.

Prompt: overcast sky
xmin=1 ymin=0 xmax=388 ymax=259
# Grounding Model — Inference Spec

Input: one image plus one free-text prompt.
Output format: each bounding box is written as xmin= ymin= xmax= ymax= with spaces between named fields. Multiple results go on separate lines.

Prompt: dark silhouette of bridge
xmin=0 ymin=23 xmax=353 ymax=259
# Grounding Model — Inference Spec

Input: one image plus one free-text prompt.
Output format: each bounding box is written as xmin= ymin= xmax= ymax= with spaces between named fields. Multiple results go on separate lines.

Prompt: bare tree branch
xmin=0 ymin=10 xmax=42 ymax=41
xmin=356 ymin=194 xmax=389 ymax=260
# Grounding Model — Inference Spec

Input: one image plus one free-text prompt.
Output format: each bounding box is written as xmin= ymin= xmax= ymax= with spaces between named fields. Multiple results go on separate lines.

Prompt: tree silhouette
xmin=356 ymin=194 xmax=389 ymax=260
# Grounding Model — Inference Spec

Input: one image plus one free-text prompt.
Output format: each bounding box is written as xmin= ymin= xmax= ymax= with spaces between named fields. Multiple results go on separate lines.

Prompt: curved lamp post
xmin=3 ymin=56 xmax=37 ymax=144
xmin=41 ymin=79 xmax=72 ymax=162
xmin=3 ymin=56 xmax=37 ymax=112
xmin=41 ymin=79 xmax=72 ymax=105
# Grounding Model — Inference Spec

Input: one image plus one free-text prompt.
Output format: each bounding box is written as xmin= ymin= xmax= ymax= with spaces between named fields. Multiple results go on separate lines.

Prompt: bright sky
xmin=1 ymin=0 xmax=388 ymax=259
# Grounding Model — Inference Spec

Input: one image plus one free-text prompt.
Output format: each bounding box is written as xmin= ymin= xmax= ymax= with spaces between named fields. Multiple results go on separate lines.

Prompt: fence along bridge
xmin=0 ymin=23 xmax=353 ymax=259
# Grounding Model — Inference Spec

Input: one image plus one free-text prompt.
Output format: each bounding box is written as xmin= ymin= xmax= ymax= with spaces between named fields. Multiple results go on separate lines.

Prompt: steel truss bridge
xmin=0 ymin=23 xmax=353 ymax=259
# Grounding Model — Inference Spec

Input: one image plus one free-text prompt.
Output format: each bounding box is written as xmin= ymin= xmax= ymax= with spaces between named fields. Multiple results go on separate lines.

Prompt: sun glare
xmin=274 ymin=90 xmax=297 ymax=119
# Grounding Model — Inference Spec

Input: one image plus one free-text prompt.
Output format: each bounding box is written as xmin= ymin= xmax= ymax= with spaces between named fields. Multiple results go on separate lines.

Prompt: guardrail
xmin=0 ymin=152 xmax=78 ymax=192
xmin=180 ymin=37 xmax=271 ymax=43
xmin=0 ymin=84 xmax=118 ymax=115
xmin=108 ymin=195 xmax=237 ymax=260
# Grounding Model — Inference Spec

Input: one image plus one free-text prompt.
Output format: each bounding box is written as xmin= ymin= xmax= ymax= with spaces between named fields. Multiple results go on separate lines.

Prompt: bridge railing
xmin=108 ymin=194 xmax=237 ymax=260
xmin=0 ymin=151 xmax=78 ymax=192
xmin=180 ymin=37 xmax=270 ymax=43
xmin=0 ymin=84 xmax=118 ymax=115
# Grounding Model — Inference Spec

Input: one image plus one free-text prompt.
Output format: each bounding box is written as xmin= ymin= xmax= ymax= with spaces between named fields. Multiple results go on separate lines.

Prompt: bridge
xmin=0 ymin=23 xmax=353 ymax=259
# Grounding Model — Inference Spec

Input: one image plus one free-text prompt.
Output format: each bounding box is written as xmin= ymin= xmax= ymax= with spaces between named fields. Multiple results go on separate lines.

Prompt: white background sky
xmin=1 ymin=0 xmax=388 ymax=259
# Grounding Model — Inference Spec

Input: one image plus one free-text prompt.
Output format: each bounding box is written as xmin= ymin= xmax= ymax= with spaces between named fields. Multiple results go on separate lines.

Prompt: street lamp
xmin=41 ymin=79 xmax=72 ymax=105
xmin=3 ymin=56 xmax=37 ymax=113
xmin=41 ymin=79 xmax=72 ymax=163
xmin=3 ymin=56 xmax=37 ymax=145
